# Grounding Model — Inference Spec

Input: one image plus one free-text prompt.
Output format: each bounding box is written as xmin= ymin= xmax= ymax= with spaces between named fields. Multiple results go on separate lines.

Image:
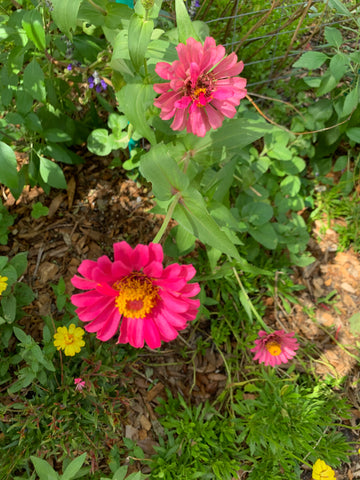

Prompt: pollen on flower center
xmin=265 ymin=341 xmax=282 ymax=356
xmin=64 ymin=333 xmax=75 ymax=345
xmin=114 ymin=273 xmax=159 ymax=318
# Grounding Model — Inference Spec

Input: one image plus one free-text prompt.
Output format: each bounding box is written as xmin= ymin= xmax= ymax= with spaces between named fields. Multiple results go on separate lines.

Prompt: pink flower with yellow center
xmin=71 ymin=242 xmax=200 ymax=349
xmin=250 ymin=330 xmax=299 ymax=367
xmin=153 ymin=36 xmax=247 ymax=137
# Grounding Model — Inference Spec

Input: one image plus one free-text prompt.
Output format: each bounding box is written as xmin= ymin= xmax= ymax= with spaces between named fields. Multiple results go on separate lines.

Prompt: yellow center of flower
xmin=193 ymin=87 xmax=207 ymax=98
xmin=63 ymin=332 xmax=76 ymax=345
xmin=265 ymin=341 xmax=282 ymax=356
xmin=113 ymin=273 xmax=159 ymax=318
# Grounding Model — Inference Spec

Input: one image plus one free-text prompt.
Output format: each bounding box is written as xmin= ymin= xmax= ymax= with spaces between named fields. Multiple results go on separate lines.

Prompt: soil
xmin=2 ymin=152 xmax=360 ymax=479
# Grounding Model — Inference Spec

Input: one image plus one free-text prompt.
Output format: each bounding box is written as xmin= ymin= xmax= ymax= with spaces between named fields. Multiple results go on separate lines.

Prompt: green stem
xmin=86 ymin=0 xmax=107 ymax=15
xmin=152 ymin=192 xmax=181 ymax=244
xmin=232 ymin=267 xmax=270 ymax=332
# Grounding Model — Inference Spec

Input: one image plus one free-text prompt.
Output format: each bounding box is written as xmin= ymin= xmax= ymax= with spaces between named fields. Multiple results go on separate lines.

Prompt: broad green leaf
xmin=139 ymin=143 xmax=189 ymax=200
xmin=249 ymin=223 xmax=278 ymax=250
xmin=0 ymin=141 xmax=19 ymax=191
xmin=108 ymin=114 xmax=128 ymax=136
xmin=317 ymin=72 xmax=338 ymax=96
xmin=175 ymin=0 xmax=199 ymax=43
xmin=116 ymin=83 xmax=156 ymax=144
xmin=8 ymin=369 xmax=36 ymax=394
xmin=43 ymin=129 xmax=72 ymax=143
xmin=342 ymin=86 xmax=358 ymax=117
xmin=13 ymin=326 xmax=29 ymax=343
xmin=0 ymin=257 xmax=8 ymax=272
xmin=39 ymin=157 xmax=67 ymax=189
xmin=346 ymin=127 xmax=360 ymax=143
xmin=9 ymin=252 xmax=28 ymax=277
xmin=23 ymin=59 xmax=46 ymax=102
xmin=1 ymin=294 xmax=16 ymax=323
xmin=128 ymin=14 xmax=154 ymax=71
xmin=62 ymin=453 xmax=87 ymax=480
xmin=30 ymin=456 xmax=59 ymax=480
xmin=174 ymin=188 xmax=240 ymax=260
xmin=87 ymin=129 xmax=113 ymax=156
xmin=242 ymin=202 xmax=273 ymax=226
xmin=324 ymin=26 xmax=343 ymax=48
xmin=328 ymin=0 xmax=352 ymax=17
xmin=329 ymin=53 xmax=348 ymax=81
xmin=280 ymin=175 xmax=301 ymax=196
xmin=51 ymin=0 xmax=82 ymax=39
xmin=22 ymin=10 xmax=46 ymax=50
xmin=1 ymin=264 xmax=18 ymax=286
xmin=78 ymin=0 xmax=107 ymax=27
xmin=293 ymin=51 xmax=329 ymax=70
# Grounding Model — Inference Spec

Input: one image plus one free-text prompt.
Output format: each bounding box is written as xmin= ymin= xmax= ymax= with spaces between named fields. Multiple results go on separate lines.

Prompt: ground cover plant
xmin=1 ymin=0 xmax=360 ymax=479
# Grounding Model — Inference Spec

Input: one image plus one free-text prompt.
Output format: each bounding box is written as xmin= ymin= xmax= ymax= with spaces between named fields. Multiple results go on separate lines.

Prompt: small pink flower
xmin=250 ymin=330 xmax=299 ymax=367
xmin=71 ymin=242 xmax=200 ymax=349
xmin=153 ymin=36 xmax=247 ymax=137
xmin=74 ymin=378 xmax=86 ymax=391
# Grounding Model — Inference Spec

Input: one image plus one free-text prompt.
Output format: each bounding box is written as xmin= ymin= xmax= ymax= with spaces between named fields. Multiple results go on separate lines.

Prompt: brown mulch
xmin=2 ymin=153 xmax=360 ymax=478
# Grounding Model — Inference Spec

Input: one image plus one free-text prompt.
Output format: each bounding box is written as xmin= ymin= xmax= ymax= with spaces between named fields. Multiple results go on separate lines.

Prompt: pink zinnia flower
xmin=74 ymin=378 xmax=86 ymax=391
xmin=71 ymin=242 xmax=200 ymax=349
xmin=153 ymin=36 xmax=247 ymax=137
xmin=250 ymin=330 xmax=299 ymax=367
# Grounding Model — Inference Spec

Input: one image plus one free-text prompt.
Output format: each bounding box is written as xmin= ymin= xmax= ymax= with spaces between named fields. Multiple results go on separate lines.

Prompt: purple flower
xmin=67 ymin=64 xmax=73 ymax=71
xmin=88 ymin=71 xmax=107 ymax=93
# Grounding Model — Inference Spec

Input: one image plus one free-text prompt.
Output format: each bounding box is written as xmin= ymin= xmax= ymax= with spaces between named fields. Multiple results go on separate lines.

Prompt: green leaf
xmin=0 ymin=141 xmax=19 ymax=191
xmin=30 ymin=456 xmax=59 ymax=480
xmin=328 ymin=0 xmax=352 ymax=17
xmin=249 ymin=223 xmax=278 ymax=250
xmin=23 ymin=59 xmax=46 ymax=102
xmin=329 ymin=53 xmax=348 ymax=81
xmin=280 ymin=175 xmax=301 ymax=196
xmin=139 ymin=143 xmax=189 ymax=200
xmin=43 ymin=129 xmax=72 ymax=142
xmin=342 ymin=86 xmax=358 ymax=117
xmin=346 ymin=127 xmax=360 ymax=143
xmin=293 ymin=51 xmax=329 ymax=70
xmin=239 ymin=290 xmax=252 ymax=321
xmin=8 ymin=369 xmax=36 ymax=394
xmin=62 ymin=453 xmax=87 ymax=480
xmin=39 ymin=157 xmax=67 ymax=189
xmin=128 ymin=14 xmax=154 ymax=71
xmin=14 ymin=283 xmax=36 ymax=306
xmin=32 ymin=202 xmax=49 ymax=219
xmin=324 ymin=26 xmax=343 ymax=48
xmin=0 ymin=257 xmax=8 ymax=272
xmin=51 ymin=0 xmax=82 ymax=39
xmin=22 ymin=10 xmax=46 ymax=51
xmin=13 ymin=326 xmax=30 ymax=344
xmin=87 ymin=128 xmax=113 ymax=156
xmin=175 ymin=0 xmax=199 ymax=43
xmin=116 ymin=83 xmax=157 ymax=144
xmin=1 ymin=294 xmax=17 ymax=323
xmin=174 ymin=188 xmax=240 ymax=260
xmin=242 ymin=202 xmax=273 ymax=226
xmin=317 ymin=72 xmax=338 ymax=96
xmin=9 ymin=252 xmax=28 ymax=277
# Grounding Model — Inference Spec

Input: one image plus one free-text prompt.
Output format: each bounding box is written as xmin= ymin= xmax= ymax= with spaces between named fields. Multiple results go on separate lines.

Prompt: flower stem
xmin=232 ymin=267 xmax=270 ymax=332
xmin=152 ymin=192 xmax=181 ymax=244
xmin=86 ymin=0 xmax=107 ymax=15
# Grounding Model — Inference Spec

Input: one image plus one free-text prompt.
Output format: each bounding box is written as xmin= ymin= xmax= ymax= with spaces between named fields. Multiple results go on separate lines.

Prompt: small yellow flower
xmin=0 ymin=275 xmax=8 ymax=295
xmin=312 ymin=459 xmax=336 ymax=480
xmin=53 ymin=324 xmax=85 ymax=356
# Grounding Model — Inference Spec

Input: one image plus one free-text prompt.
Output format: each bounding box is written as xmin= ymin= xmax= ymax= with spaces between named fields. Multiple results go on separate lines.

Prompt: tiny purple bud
xmin=67 ymin=64 xmax=72 ymax=71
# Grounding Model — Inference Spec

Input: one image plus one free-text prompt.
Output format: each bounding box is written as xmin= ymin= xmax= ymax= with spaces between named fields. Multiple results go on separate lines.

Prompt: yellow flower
xmin=312 ymin=459 xmax=336 ymax=480
xmin=53 ymin=324 xmax=85 ymax=356
xmin=0 ymin=275 xmax=8 ymax=295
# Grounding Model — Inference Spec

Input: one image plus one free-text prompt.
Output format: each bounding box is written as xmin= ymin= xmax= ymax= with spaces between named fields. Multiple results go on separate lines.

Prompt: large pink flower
xmin=71 ymin=242 xmax=200 ymax=349
xmin=250 ymin=330 xmax=299 ymax=367
xmin=153 ymin=36 xmax=247 ymax=137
